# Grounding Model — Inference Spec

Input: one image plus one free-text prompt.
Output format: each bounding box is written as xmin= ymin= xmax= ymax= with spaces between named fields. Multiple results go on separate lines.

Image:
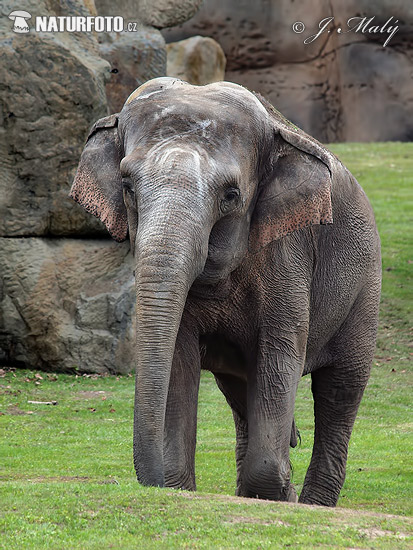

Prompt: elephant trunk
xmin=132 ymin=205 xmax=208 ymax=487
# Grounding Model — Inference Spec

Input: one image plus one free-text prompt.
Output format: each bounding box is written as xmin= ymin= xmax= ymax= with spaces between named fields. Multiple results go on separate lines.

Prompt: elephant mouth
xmin=196 ymin=270 xmax=225 ymax=285
xmin=195 ymin=261 xmax=234 ymax=286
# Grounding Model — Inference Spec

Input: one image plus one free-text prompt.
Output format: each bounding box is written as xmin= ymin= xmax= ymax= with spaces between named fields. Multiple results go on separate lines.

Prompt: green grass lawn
xmin=1 ymin=143 xmax=412 ymax=548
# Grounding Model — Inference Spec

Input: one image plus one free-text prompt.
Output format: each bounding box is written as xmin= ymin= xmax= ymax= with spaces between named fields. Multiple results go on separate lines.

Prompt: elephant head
xmin=70 ymin=77 xmax=333 ymax=487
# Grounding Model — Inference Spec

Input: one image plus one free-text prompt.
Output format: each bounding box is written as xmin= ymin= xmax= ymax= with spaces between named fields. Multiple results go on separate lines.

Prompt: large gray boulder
xmin=0 ymin=238 xmax=135 ymax=374
xmin=166 ymin=35 xmax=226 ymax=85
xmin=163 ymin=0 xmax=413 ymax=142
xmin=0 ymin=0 xmax=111 ymax=238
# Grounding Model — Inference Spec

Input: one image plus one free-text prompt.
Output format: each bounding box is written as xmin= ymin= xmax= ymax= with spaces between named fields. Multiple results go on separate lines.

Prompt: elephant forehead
xmin=122 ymin=140 xmax=243 ymax=193
xmin=122 ymin=104 xmax=255 ymax=158
xmin=147 ymin=146 xmax=205 ymax=175
xmin=146 ymin=143 xmax=231 ymax=187
xmin=121 ymin=113 xmax=221 ymax=158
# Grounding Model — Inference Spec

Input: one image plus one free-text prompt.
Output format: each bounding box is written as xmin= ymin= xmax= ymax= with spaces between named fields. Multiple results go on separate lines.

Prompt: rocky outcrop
xmin=0 ymin=0 xmax=205 ymax=239
xmin=0 ymin=0 xmax=203 ymax=372
xmin=163 ymin=0 xmax=413 ymax=142
xmin=166 ymin=35 xmax=226 ymax=85
xmin=94 ymin=0 xmax=204 ymax=29
xmin=0 ymin=238 xmax=135 ymax=374
xmin=0 ymin=0 xmax=110 ymax=238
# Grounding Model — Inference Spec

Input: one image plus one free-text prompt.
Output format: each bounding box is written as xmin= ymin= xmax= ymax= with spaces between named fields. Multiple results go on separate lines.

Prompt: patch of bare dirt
xmin=27 ymin=476 xmax=91 ymax=483
xmin=1 ymin=475 xmax=120 ymax=484
xmin=75 ymin=390 xmax=109 ymax=399
xmin=4 ymin=404 xmax=28 ymax=415
xmin=359 ymin=527 xmax=409 ymax=540
xmin=225 ymin=516 xmax=290 ymax=527
xmin=167 ymin=490 xmax=413 ymax=524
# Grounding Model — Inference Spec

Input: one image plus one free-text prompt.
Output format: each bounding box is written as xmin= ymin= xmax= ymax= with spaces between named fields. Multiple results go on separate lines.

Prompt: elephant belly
xmin=200 ymin=333 xmax=248 ymax=381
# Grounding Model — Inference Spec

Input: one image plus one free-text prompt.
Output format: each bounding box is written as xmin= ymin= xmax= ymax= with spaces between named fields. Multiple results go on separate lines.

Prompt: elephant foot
xmin=164 ymin=470 xmax=196 ymax=492
xmin=237 ymin=481 xmax=298 ymax=503
xmin=298 ymin=490 xmax=338 ymax=507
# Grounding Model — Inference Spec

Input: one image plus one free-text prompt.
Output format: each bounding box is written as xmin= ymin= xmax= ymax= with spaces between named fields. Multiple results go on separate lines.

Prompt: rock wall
xmin=0 ymin=239 xmax=134 ymax=374
xmin=162 ymin=0 xmax=413 ymax=142
xmin=0 ymin=0 xmax=110 ymax=238
xmin=0 ymin=0 xmax=202 ymax=373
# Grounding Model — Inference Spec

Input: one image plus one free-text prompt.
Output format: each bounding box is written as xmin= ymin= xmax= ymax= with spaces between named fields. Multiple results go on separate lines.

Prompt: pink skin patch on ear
xmin=70 ymin=169 xmax=128 ymax=242
xmin=250 ymin=185 xmax=332 ymax=251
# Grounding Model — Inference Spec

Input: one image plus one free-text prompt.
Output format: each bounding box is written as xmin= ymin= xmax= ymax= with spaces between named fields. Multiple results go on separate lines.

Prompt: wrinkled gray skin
xmin=71 ymin=77 xmax=381 ymax=506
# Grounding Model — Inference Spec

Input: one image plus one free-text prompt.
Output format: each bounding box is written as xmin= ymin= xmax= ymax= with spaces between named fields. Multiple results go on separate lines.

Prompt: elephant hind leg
xmin=299 ymin=286 xmax=379 ymax=506
xmin=214 ymin=373 xmax=248 ymax=495
xmin=299 ymin=365 xmax=368 ymax=506
xmin=290 ymin=417 xmax=300 ymax=448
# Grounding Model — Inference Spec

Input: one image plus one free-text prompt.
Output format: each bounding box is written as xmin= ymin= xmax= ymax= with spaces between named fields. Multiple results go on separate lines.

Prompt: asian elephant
xmin=70 ymin=77 xmax=381 ymax=507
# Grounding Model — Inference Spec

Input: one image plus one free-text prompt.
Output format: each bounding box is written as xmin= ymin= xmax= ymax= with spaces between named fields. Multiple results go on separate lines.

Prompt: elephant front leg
xmin=163 ymin=324 xmax=201 ymax=491
xmin=238 ymin=342 xmax=302 ymax=502
xmin=233 ymin=411 xmax=249 ymax=495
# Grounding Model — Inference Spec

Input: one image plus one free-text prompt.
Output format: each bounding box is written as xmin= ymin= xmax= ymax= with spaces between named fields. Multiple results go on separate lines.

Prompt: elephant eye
xmin=224 ymin=188 xmax=240 ymax=202
xmin=220 ymin=187 xmax=240 ymax=214
xmin=122 ymin=178 xmax=134 ymax=195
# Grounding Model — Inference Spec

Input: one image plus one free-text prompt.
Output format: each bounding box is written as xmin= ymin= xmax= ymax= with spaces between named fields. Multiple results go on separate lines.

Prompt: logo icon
xmin=9 ymin=10 xmax=31 ymax=33
xmin=292 ymin=21 xmax=306 ymax=34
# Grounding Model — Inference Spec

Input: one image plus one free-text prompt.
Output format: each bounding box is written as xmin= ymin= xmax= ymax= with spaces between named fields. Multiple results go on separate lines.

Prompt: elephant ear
xmin=249 ymin=93 xmax=334 ymax=252
xmin=70 ymin=113 xmax=128 ymax=242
